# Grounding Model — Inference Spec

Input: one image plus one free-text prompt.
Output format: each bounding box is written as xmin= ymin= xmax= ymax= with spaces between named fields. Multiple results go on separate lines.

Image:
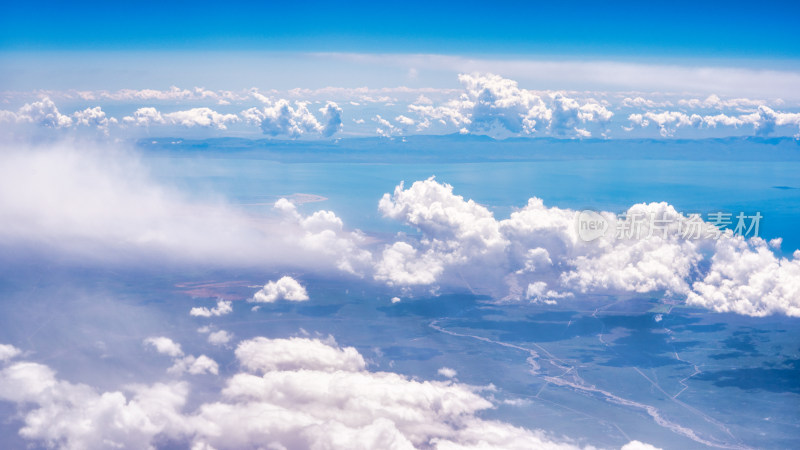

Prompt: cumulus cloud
xmin=190 ymin=300 xmax=233 ymax=317
xmin=144 ymin=337 xmax=218 ymax=376
xmin=122 ymin=107 xmax=238 ymax=129
xmin=373 ymin=114 xmax=400 ymax=137
xmin=272 ymin=198 xmax=373 ymax=275
xmin=6 ymin=336 xmax=654 ymax=449
xmin=0 ymin=344 xmax=21 ymax=361
xmin=375 ymin=177 xmax=507 ymax=289
xmin=2 ymin=137 xmax=796 ymax=317
xmin=120 ymin=106 xmax=161 ymax=126
xmin=242 ymin=99 xmax=342 ymax=138
xmin=688 ymin=240 xmax=800 ymax=317
xmin=250 ymin=276 xmax=309 ymax=303
xmin=0 ymin=337 xmax=660 ymax=449
xmin=677 ymin=94 xmax=764 ymax=110
xmin=626 ymin=105 xmax=800 ymax=137
xmin=408 ymin=73 xmax=613 ymax=138
xmin=438 ymin=367 xmax=458 ymax=378
xmin=207 ymin=330 xmax=233 ymax=346
xmin=4 ymin=80 xmax=797 ymax=139
xmin=162 ymin=107 xmax=239 ymax=130
xmin=167 ymin=355 xmax=219 ymax=376
xmin=373 ymin=177 xmax=800 ymax=317
xmin=71 ymin=106 xmax=116 ymax=131
xmin=191 ymin=336 xmax=599 ymax=449
xmin=0 ymin=361 xmax=189 ymax=449
xmin=236 ymin=336 xmax=366 ymax=373
xmin=0 ymin=97 xmax=73 ymax=128
xmin=144 ymin=336 xmax=184 ymax=358
xmin=320 ymin=101 xmax=344 ymax=137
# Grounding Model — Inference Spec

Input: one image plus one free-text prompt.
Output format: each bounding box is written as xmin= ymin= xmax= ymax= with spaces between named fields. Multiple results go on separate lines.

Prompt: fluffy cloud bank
xmin=0 ymin=140 xmax=371 ymax=272
xmin=0 ymin=139 xmax=796 ymax=317
xmin=408 ymin=73 xmax=613 ymax=138
xmin=374 ymin=177 xmax=800 ymax=317
xmin=0 ymin=337 xmax=657 ymax=449
xmin=4 ymin=75 xmax=800 ymax=138
xmin=627 ymin=105 xmax=800 ymax=137
xmin=241 ymin=99 xmax=343 ymax=137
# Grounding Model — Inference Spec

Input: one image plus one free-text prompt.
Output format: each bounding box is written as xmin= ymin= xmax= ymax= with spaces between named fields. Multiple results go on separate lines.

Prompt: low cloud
xmin=375 ymin=177 xmax=800 ymax=317
xmin=0 ymin=337 xmax=658 ymax=449
xmin=144 ymin=336 xmax=218 ymax=376
xmin=408 ymin=73 xmax=613 ymax=138
xmin=242 ymin=99 xmax=343 ymax=138
xmin=190 ymin=300 xmax=233 ymax=317
xmin=250 ymin=276 xmax=310 ymax=303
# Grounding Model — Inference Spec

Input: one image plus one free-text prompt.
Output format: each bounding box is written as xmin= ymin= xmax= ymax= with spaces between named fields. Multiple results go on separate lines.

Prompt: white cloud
xmin=190 ymin=300 xmax=233 ymax=317
xmin=244 ymin=99 xmax=337 ymax=138
xmin=84 ymin=86 xmax=231 ymax=102
xmin=207 ymin=330 xmax=233 ymax=346
xmin=250 ymin=276 xmax=309 ymax=303
xmin=320 ymin=101 xmax=344 ymax=137
xmin=375 ymin=177 xmax=508 ymax=288
xmin=195 ymin=336 xmax=587 ymax=450
xmin=373 ymin=178 xmax=799 ymax=317
xmin=144 ymin=336 xmax=184 ymax=358
xmin=0 ymin=140 xmax=375 ymax=272
xmin=0 ymin=344 xmax=21 ymax=361
xmin=168 ymin=355 xmax=219 ymax=376
xmin=0 ymin=361 xmax=189 ymax=449
xmin=122 ymin=106 xmax=164 ymax=126
xmin=3 ymin=97 xmax=73 ymax=128
xmin=273 ymin=198 xmax=373 ymax=275
xmin=373 ymin=114 xmax=398 ymax=137
xmin=0 ymin=338 xmax=668 ymax=449
xmin=2 ymin=138 xmax=796 ymax=318
xmin=4 ymin=75 xmax=797 ymax=139
xmin=163 ymin=107 xmax=239 ymax=130
xmin=396 ymin=115 xmax=415 ymax=126
xmin=525 ymin=281 xmax=573 ymax=304
xmin=122 ymin=107 xmax=238 ymax=129
xmin=677 ymin=94 xmax=764 ymax=110
xmin=438 ymin=367 xmax=457 ymax=378
xmin=627 ymin=105 xmax=800 ymax=137
xmin=409 ymin=74 xmax=613 ymax=138
xmin=72 ymin=106 xmax=116 ymax=131
xmin=145 ymin=337 xmax=219 ymax=376
xmin=236 ymin=336 xmax=365 ymax=373
xmin=621 ymin=441 xmax=663 ymax=450
xmin=688 ymin=240 xmax=800 ymax=317
xmin=621 ymin=97 xmax=671 ymax=108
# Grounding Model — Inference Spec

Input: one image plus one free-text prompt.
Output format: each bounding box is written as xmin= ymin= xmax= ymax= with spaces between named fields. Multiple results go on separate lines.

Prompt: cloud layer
xmin=3 ymin=73 xmax=799 ymax=139
xmin=0 ymin=140 xmax=796 ymax=317
xmin=373 ymin=177 xmax=800 ymax=317
xmin=0 ymin=338 xmax=659 ymax=449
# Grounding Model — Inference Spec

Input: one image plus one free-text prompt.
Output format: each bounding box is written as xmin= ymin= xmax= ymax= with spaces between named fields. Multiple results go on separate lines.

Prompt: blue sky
xmin=2 ymin=0 xmax=799 ymax=58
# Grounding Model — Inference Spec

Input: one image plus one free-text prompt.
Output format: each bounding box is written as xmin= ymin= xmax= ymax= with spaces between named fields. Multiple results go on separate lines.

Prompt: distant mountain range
xmin=137 ymin=135 xmax=800 ymax=163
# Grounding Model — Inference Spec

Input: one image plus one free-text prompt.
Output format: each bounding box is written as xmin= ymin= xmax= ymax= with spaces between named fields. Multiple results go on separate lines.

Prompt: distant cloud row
xmin=2 ymin=74 xmax=800 ymax=139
